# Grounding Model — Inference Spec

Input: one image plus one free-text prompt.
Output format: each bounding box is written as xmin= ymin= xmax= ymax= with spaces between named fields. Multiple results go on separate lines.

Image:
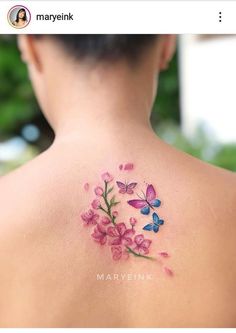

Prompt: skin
xmin=0 ymin=35 xmax=235 ymax=328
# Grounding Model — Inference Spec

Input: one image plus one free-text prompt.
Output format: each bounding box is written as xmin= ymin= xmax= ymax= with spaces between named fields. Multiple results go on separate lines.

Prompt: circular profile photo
xmin=8 ymin=5 xmax=31 ymax=29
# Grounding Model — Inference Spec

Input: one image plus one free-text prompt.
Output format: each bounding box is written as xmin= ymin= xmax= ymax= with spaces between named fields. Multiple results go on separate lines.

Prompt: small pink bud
xmin=94 ymin=186 xmax=104 ymax=196
xmin=91 ymin=199 xmax=100 ymax=210
xmin=112 ymin=211 xmax=118 ymax=217
xmin=119 ymin=164 xmax=123 ymax=170
xmin=129 ymin=217 xmax=137 ymax=226
xmin=101 ymin=172 xmax=114 ymax=182
xmin=101 ymin=216 xmax=111 ymax=225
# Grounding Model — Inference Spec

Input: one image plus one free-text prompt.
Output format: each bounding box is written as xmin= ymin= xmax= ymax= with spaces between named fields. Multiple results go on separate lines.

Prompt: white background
xmin=0 ymin=1 xmax=236 ymax=34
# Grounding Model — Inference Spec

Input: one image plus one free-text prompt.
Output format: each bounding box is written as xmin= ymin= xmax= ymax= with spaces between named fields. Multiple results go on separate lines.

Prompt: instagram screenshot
xmin=0 ymin=0 xmax=235 ymax=330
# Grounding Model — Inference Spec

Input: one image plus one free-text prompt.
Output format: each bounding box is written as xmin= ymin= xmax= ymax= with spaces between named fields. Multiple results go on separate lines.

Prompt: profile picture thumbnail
xmin=8 ymin=5 xmax=31 ymax=29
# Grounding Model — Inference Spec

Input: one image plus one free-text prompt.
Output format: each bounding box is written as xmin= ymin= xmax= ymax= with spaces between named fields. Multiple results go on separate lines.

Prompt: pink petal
xmin=101 ymin=172 xmax=113 ymax=182
xmin=138 ymin=247 xmax=149 ymax=255
xmin=91 ymin=226 xmax=101 ymax=238
xmin=124 ymin=163 xmax=134 ymax=171
xmin=163 ymin=267 xmax=174 ymax=277
xmin=123 ymin=237 xmax=133 ymax=246
xmin=123 ymin=228 xmax=135 ymax=238
xmin=111 ymin=246 xmax=122 ymax=260
xmin=84 ymin=209 xmax=94 ymax=219
xmin=93 ymin=236 xmax=102 ymax=242
xmin=134 ymin=234 xmax=144 ymax=245
xmin=94 ymin=186 xmax=104 ymax=196
xmin=81 ymin=210 xmax=90 ymax=221
xmin=81 ymin=213 xmax=89 ymax=223
xmin=84 ymin=183 xmax=89 ymax=191
xmin=141 ymin=239 xmax=152 ymax=249
xmin=91 ymin=232 xmax=100 ymax=239
xmin=101 ymin=216 xmax=111 ymax=225
xmin=91 ymin=225 xmax=99 ymax=233
xmin=100 ymin=236 xmax=107 ymax=245
xmin=91 ymin=199 xmax=100 ymax=210
xmin=107 ymin=226 xmax=119 ymax=237
xmin=116 ymin=223 xmax=126 ymax=236
xmin=96 ymin=223 xmax=106 ymax=234
xmin=110 ymin=238 xmax=122 ymax=246
xmin=92 ymin=214 xmax=99 ymax=224
xmin=158 ymin=252 xmax=170 ymax=258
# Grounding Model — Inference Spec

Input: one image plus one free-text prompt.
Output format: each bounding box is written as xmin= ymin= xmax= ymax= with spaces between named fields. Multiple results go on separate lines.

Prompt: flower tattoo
xmin=80 ymin=163 xmax=173 ymax=276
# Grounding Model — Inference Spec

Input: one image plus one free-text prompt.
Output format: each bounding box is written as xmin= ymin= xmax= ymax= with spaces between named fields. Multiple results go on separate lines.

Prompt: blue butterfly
xmin=143 ymin=212 xmax=164 ymax=233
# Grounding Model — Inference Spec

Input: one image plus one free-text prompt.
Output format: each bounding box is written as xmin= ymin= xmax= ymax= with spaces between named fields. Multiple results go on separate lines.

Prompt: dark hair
xmin=16 ymin=8 xmax=27 ymax=22
xmin=45 ymin=35 xmax=158 ymax=63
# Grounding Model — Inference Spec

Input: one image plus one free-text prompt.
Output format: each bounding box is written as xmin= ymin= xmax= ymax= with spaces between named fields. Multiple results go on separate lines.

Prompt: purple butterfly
xmin=127 ymin=184 xmax=161 ymax=215
xmin=116 ymin=181 xmax=137 ymax=194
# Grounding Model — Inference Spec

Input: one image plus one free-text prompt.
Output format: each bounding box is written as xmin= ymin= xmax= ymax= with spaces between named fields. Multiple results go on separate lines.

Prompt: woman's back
xmin=0 ymin=126 xmax=235 ymax=327
xmin=0 ymin=34 xmax=235 ymax=327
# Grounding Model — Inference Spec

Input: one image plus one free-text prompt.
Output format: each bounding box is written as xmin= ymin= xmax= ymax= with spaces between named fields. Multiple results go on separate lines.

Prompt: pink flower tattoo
xmin=111 ymin=245 xmax=129 ymax=261
xmin=107 ymin=223 xmax=134 ymax=246
xmin=133 ymin=234 xmax=152 ymax=255
xmin=101 ymin=172 xmax=113 ymax=182
xmin=81 ymin=209 xmax=99 ymax=226
xmin=80 ymin=163 xmax=174 ymax=277
xmin=91 ymin=223 xmax=107 ymax=245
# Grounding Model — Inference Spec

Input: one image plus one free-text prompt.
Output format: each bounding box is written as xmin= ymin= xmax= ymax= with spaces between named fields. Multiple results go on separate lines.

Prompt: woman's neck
xmin=48 ymin=68 xmax=157 ymax=144
xmin=54 ymin=117 xmax=155 ymax=147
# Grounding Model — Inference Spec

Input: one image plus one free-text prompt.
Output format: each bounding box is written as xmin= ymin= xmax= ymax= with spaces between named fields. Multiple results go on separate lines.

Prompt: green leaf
xmin=107 ymin=187 xmax=114 ymax=194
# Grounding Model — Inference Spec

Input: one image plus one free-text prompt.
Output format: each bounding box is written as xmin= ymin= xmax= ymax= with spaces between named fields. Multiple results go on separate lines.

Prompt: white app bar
xmin=0 ymin=1 xmax=235 ymax=34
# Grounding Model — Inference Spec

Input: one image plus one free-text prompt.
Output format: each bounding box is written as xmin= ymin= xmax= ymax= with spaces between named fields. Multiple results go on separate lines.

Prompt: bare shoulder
xmin=193 ymin=156 xmax=236 ymax=216
xmin=0 ymin=146 xmax=77 ymax=230
xmin=0 ymin=146 xmax=82 ymax=280
xmin=178 ymin=153 xmax=236 ymax=267
xmin=178 ymin=149 xmax=236 ymax=230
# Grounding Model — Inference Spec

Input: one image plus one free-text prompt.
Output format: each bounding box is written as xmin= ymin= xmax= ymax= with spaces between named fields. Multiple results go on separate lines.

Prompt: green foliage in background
xmin=0 ymin=37 xmax=235 ymax=174
xmin=0 ymin=37 xmax=180 ymax=139
xmin=156 ymin=122 xmax=236 ymax=172
xmin=0 ymin=36 xmax=39 ymax=138
xmin=152 ymin=53 xmax=180 ymax=124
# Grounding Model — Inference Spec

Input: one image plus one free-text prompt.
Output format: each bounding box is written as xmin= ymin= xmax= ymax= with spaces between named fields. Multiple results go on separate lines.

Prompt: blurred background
xmin=0 ymin=35 xmax=236 ymax=176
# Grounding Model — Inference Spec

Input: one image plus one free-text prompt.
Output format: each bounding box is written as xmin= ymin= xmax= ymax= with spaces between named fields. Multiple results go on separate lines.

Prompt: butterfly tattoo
xmin=143 ymin=212 xmax=164 ymax=233
xmin=116 ymin=181 xmax=137 ymax=194
xmin=127 ymin=184 xmax=161 ymax=215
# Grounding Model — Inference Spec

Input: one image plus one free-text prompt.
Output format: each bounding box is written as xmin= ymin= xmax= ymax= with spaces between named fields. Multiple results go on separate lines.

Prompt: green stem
xmin=103 ymin=182 xmax=111 ymax=215
xmin=126 ymin=246 xmax=156 ymax=261
xmin=99 ymin=181 xmax=116 ymax=225
xmin=99 ymin=205 xmax=108 ymax=214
